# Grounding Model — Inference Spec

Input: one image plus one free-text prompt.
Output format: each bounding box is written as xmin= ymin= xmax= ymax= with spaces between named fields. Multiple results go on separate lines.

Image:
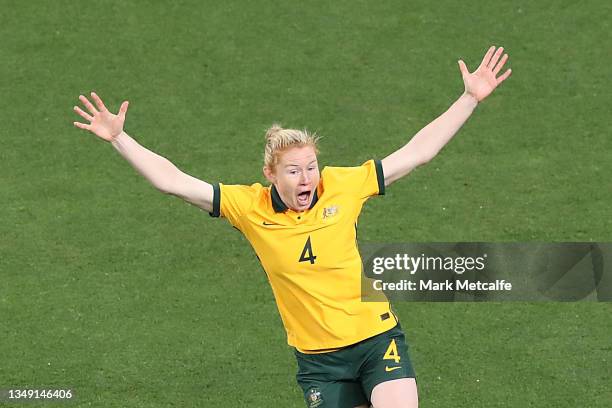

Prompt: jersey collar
xmin=271 ymin=184 xmax=319 ymax=213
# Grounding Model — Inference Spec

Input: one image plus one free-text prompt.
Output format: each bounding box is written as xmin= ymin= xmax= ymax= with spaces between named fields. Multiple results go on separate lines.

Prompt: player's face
xmin=265 ymin=145 xmax=320 ymax=212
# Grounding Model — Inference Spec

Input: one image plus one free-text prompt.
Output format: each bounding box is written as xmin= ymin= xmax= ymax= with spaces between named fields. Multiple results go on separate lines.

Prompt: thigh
xmin=370 ymin=378 xmax=418 ymax=408
xmin=295 ymin=350 xmax=368 ymax=408
xmin=359 ymin=325 xmax=416 ymax=401
xmin=297 ymin=380 xmax=369 ymax=408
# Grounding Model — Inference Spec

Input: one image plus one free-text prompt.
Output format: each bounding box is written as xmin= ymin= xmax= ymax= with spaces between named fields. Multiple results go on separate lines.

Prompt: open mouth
xmin=297 ymin=190 xmax=311 ymax=206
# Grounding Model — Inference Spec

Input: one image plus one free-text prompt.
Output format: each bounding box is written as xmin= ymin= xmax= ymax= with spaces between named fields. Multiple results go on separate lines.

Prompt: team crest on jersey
xmin=307 ymin=387 xmax=323 ymax=408
xmin=322 ymin=205 xmax=339 ymax=219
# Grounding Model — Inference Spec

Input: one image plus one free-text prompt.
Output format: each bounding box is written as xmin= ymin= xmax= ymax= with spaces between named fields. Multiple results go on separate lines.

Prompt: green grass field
xmin=2 ymin=0 xmax=611 ymax=406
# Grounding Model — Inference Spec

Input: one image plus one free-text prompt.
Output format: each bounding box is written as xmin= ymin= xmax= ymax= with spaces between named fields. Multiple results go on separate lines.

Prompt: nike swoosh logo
xmin=262 ymin=222 xmax=279 ymax=226
xmin=385 ymin=366 xmax=402 ymax=372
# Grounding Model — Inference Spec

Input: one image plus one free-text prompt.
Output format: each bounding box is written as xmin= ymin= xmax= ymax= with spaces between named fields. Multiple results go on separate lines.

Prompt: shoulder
xmin=212 ymin=182 xmax=268 ymax=218
xmin=322 ymin=159 xmax=378 ymax=177
xmin=219 ymin=182 xmax=267 ymax=195
xmin=321 ymin=159 xmax=384 ymax=195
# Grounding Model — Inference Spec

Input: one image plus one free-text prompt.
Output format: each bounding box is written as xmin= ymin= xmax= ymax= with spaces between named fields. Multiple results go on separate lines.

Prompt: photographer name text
xmin=372 ymin=279 xmax=513 ymax=292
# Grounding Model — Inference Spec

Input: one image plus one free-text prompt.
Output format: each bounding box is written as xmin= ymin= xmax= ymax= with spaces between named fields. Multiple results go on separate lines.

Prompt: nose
xmin=300 ymin=171 xmax=310 ymax=185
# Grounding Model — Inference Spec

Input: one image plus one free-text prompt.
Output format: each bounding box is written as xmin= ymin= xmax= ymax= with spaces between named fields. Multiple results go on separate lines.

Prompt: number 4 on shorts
xmin=383 ymin=339 xmax=401 ymax=364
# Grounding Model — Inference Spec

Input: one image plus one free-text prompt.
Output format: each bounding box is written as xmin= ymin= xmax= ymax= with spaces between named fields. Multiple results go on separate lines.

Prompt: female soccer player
xmin=73 ymin=46 xmax=511 ymax=408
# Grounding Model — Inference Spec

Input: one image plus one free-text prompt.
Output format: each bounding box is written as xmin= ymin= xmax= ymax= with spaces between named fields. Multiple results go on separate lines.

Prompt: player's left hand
xmin=458 ymin=46 xmax=512 ymax=102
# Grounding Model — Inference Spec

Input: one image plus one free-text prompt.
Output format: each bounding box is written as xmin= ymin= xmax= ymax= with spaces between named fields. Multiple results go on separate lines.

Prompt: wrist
xmin=110 ymin=131 xmax=127 ymax=146
xmin=460 ymin=92 xmax=479 ymax=108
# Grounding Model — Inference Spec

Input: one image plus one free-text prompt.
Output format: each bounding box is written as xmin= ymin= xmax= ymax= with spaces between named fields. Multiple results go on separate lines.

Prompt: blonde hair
xmin=264 ymin=123 xmax=320 ymax=169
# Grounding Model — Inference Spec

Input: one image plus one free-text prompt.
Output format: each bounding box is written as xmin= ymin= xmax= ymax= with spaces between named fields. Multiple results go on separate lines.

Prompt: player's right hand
xmin=73 ymin=92 xmax=129 ymax=142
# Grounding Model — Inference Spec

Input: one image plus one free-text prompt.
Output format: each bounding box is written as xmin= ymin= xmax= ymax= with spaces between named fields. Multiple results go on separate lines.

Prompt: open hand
xmin=458 ymin=46 xmax=512 ymax=102
xmin=73 ymin=92 xmax=129 ymax=142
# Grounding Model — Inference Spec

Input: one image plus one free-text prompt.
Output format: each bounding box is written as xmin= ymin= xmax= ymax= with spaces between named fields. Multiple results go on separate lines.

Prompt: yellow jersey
xmin=210 ymin=159 xmax=397 ymax=351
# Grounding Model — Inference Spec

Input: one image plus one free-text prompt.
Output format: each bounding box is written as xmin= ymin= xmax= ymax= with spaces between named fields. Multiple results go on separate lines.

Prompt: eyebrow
xmin=284 ymin=160 xmax=318 ymax=168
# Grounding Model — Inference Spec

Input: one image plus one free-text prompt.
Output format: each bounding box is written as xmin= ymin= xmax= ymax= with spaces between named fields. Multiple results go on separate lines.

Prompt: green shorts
xmin=295 ymin=323 xmax=415 ymax=408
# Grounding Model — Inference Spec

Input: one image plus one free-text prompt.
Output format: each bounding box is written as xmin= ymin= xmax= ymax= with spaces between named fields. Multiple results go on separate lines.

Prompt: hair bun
xmin=265 ymin=123 xmax=283 ymax=141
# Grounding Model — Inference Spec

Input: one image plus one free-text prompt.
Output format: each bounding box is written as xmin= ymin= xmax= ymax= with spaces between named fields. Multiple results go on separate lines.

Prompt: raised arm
xmin=381 ymin=46 xmax=512 ymax=186
xmin=73 ymin=92 xmax=214 ymax=212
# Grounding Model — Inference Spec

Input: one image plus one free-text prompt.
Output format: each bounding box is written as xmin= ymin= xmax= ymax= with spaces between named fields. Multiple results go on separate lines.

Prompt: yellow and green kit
xmin=210 ymin=159 xmax=398 ymax=351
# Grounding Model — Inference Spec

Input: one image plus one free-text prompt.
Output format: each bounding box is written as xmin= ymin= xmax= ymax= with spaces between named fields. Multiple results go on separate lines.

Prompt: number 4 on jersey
xmin=299 ymin=236 xmax=317 ymax=264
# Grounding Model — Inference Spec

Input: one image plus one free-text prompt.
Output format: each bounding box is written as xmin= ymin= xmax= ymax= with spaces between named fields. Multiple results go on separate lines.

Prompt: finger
xmin=73 ymin=121 xmax=92 ymax=131
xmin=79 ymin=94 xmax=99 ymax=116
xmin=458 ymin=60 xmax=470 ymax=77
xmin=73 ymin=106 xmax=93 ymax=122
xmin=492 ymin=54 xmax=508 ymax=76
xmin=478 ymin=46 xmax=496 ymax=69
xmin=90 ymin=92 xmax=108 ymax=112
xmin=118 ymin=101 xmax=129 ymax=120
xmin=487 ymin=47 xmax=504 ymax=69
xmin=496 ymin=68 xmax=512 ymax=85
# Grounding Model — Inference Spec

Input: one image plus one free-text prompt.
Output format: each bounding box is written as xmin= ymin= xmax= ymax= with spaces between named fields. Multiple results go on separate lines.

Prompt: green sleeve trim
xmin=209 ymin=183 xmax=221 ymax=217
xmin=374 ymin=160 xmax=385 ymax=196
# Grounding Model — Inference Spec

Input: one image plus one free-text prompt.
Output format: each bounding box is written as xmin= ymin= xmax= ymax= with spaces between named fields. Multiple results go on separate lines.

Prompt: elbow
xmin=156 ymin=185 xmax=173 ymax=195
xmin=416 ymin=157 xmax=430 ymax=167
xmin=406 ymin=148 xmax=437 ymax=168
xmin=153 ymin=177 xmax=176 ymax=195
xmin=415 ymin=154 xmax=434 ymax=168
xmin=154 ymin=166 xmax=181 ymax=195
xmin=417 ymin=148 xmax=440 ymax=166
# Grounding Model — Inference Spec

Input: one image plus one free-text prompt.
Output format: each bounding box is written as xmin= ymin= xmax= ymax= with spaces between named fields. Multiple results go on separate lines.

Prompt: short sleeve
xmin=209 ymin=183 xmax=262 ymax=230
xmin=322 ymin=159 xmax=385 ymax=199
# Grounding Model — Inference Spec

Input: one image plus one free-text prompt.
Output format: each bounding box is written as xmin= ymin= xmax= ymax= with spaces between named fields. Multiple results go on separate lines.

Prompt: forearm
xmin=111 ymin=131 xmax=179 ymax=193
xmin=405 ymin=92 xmax=478 ymax=163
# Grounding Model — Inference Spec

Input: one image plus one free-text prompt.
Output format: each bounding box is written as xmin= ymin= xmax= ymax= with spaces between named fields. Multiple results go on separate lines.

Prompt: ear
xmin=263 ymin=166 xmax=276 ymax=184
